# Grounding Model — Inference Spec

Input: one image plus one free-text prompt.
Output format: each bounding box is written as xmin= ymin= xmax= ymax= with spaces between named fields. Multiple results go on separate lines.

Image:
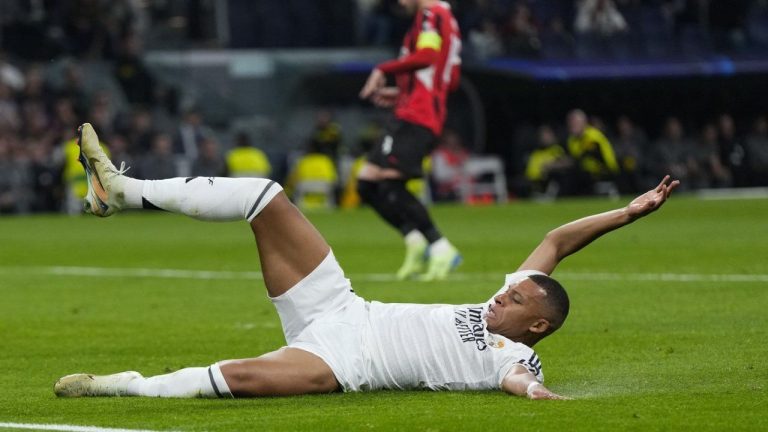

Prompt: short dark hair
xmin=529 ymin=274 xmax=570 ymax=337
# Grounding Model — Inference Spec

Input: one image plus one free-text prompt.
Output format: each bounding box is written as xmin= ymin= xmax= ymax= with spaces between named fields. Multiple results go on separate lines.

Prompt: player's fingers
xmin=360 ymin=84 xmax=374 ymax=99
xmin=655 ymin=175 xmax=670 ymax=192
xmin=666 ymin=180 xmax=681 ymax=197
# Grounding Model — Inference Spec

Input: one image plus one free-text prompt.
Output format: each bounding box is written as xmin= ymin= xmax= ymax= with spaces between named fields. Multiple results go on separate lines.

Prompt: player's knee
xmin=357 ymin=179 xmax=378 ymax=204
xmin=378 ymin=179 xmax=408 ymax=205
xmin=220 ymin=361 xmax=269 ymax=396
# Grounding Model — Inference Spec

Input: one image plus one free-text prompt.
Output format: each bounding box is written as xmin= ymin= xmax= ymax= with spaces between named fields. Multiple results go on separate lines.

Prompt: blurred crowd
xmin=2 ymin=1 xmax=768 ymax=215
xmin=363 ymin=0 xmax=768 ymax=60
xmin=520 ymin=110 xmax=768 ymax=199
xmin=4 ymin=1 xmax=766 ymax=59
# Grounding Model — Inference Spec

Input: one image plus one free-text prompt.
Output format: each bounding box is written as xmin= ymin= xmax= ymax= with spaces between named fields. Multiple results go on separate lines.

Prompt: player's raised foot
xmin=420 ymin=241 xmax=462 ymax=281
xmin=54 ymin=371 xmax=142 ymax=397
xmin=77 ymin=122 xmax=130 ymax=217
xmin=396 ymin=233 xmax=428 ymax=280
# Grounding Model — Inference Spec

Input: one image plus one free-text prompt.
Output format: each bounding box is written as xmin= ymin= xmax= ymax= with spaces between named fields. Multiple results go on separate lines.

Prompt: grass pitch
xmin=0 ymin=195 xmax=766 ymax=431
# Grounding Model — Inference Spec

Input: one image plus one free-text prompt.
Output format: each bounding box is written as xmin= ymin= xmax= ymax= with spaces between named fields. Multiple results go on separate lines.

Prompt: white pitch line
xmin=0 ymin=422 xmax=174 ymax=432
xmin=0 ymin=266 xmax=767 ymax=283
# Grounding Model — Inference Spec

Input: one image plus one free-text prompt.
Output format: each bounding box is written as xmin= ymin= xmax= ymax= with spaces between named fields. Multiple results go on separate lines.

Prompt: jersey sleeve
xmin=416 ymin=8 xmax=443 ymax=51
xmin=495 ymin=342 xmax=545 ymax=387
xmin=377 ymin=7 xmax=442 ymax=75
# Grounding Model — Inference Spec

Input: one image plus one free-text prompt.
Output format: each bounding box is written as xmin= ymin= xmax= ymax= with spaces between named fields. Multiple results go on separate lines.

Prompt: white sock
xmin=124 ymin=177 xmax=282 ymax=222
xmin=404 ymin=229 xmax=427 ymax=246
xmin=126 ymin=363 xmax=233 ymax=398
xmin=429 ymin=237 xmax=453 ymax=254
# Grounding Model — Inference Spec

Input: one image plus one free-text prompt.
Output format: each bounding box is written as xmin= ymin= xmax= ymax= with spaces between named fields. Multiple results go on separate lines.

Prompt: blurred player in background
xmin=358 ymin=0 xmax=462 ymax=281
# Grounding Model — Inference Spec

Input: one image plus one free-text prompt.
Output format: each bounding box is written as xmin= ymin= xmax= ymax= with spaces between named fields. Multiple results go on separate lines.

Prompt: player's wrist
xmin=525 ymin=381 xmax=542 ymax=398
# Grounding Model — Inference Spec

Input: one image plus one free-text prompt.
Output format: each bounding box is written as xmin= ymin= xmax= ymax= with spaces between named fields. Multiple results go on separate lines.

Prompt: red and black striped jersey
xmin=378 ymin=1 xmax=461 ymax=136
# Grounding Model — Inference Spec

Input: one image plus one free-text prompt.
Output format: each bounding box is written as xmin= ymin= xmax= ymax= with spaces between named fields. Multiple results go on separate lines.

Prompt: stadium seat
xmin=459 ymin=156 xmax=508 ymax=204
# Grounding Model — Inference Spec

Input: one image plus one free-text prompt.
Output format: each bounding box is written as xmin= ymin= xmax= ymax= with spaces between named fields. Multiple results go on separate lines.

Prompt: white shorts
xmin=270 ymin=251 xmax=368 ymax=391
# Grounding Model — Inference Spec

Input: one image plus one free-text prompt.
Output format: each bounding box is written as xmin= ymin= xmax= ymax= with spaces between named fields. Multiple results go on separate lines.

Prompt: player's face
xmin=485 ymin=278 xmax=550 ymax=340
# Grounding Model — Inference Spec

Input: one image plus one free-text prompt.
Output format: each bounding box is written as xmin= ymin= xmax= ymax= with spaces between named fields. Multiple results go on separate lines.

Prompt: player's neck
xmin=418 ymin=0 xmax=438 ymax=10
xmin=500 ymin=332 xmax=539 ymax=347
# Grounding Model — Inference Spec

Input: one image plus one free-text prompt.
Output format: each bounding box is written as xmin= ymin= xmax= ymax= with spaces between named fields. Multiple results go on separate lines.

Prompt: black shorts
xmin=366 ymin=120 xmax=437 ymax=179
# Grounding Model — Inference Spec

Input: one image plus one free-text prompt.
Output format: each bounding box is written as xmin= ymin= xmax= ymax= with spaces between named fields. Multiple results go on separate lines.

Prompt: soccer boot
xmin=54 ymin=371 xmax=143 ymax=397
xmin=396 ymin=236 xmax=428 ymax=280
xmin=420 ymin=243 xmax=462 ymax=281
xmin=77 ymin=122 xmax=129 ymax=217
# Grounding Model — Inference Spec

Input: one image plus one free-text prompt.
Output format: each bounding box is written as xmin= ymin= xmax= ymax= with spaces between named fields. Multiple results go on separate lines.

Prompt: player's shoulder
xmin=425 ymin=1 xmax=455 ymax=18
xmin=488 ymin=336 xmax=544 ymax=380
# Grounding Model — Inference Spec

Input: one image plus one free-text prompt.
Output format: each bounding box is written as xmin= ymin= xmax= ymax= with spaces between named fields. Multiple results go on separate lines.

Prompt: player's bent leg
xmin=219 ymin=347 xmax=339 ymax=396
xmin=249 ymin=193 xmax=331 ymax=297
xmin=77 ymin=122 xmax=282 ymax=222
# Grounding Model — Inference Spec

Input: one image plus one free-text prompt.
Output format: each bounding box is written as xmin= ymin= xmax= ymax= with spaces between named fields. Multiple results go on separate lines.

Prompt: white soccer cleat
xmin=77 ymin=123 xmax=129 ymax=217
xmin=54 ymin=371 xmax=143 ymax=397
xmin=420 ymin=244 xmax=462 ymax=281
xmin=396 ymin=236 xmax=428 ymax=280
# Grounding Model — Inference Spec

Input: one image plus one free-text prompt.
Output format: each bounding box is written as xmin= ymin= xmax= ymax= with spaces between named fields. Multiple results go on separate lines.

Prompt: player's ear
xmin=529 ymin=318 xmax=550 ymax=334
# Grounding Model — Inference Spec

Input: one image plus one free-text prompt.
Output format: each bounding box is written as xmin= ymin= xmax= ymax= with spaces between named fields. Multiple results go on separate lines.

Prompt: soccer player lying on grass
xmin=54 ymin=124 xmax=679 ymax=401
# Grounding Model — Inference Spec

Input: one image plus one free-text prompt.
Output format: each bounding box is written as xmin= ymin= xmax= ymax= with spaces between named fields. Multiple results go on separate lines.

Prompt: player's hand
xmin=371 ymin=87 xmax=399 ymax=108
xmin=626 ymin=175 xmax=680 ymax=220
xmin=527 ymin=383 xmax=571 ymax=400
xmin=360 ymin=68 xmax=386 ymax=100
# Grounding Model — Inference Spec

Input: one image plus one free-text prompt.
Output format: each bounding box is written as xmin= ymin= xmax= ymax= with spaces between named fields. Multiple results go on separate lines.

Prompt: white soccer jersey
xmin=362 ymin=270 xmax=545 ymax=391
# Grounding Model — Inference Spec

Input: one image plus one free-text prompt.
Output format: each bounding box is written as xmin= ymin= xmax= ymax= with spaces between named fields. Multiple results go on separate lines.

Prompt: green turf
xmin=1 ymin=196 xmax=766 ymax=431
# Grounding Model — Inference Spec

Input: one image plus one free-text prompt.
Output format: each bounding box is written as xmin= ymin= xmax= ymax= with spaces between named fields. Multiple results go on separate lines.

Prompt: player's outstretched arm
xmin=518 ymin=176 xmax=680 ymax=275
xmin=501 ymin=365 xmax=569 ymax=400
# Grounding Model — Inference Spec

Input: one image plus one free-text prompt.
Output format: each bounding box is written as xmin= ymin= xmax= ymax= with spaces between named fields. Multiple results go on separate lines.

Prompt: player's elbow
xmin=413 ymin=48 xmax=439 ymax=68
xmin=542 ymin=230 xmax=567 ymax=261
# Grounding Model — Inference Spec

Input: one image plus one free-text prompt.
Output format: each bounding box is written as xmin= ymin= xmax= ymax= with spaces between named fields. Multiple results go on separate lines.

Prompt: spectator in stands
xmin=501 ymin=2 xmax=541 ymax=58
xmin=575 ymin=0 xmax=628 ymax=35
xmin=62 ymin=0 xmax=116 ymax=59
xmin=114 ymin=31 xmax=155 ymax=106
xmin=709 ymin=0 xmax=750 ymax=51
xmin=612 ymin=115 xmax=647 ymax=193
xmin=58 ymin=63 xmax=89 ymax=117
xmin=124 ymin=108 xmax=155 ymax=154
xmin=0 ymin=81 xmax=21 ymax=133
xmin=525 ymin=124 xmax=571 ymax=198
xmin=745 ymin=115 xmax=768 ymax=186
xmin=173 ymin=108 xmax=211 ymax=162
xmin=62 ymin=130 xmax=102 ymax=214
xmin=0 ymin=135 xmax=30 ymax=214
xmin=192 ymin=137 xmax=227 ymax=178
xmin=20 ymin=64 xmax=53 ymax=106
xmin=431 ymin=129 xmax=470 ymax=202
xmin=87 ymin=90 xmax=116 ymax=137
xmin=28 ymin=140 xmax=62 ymax=212
xmin=468 ymin=18 xmax=504 ymax=61
xmin=717 ymin=113 xmax=748 ymax=187
xmin=285 ymin=140 xmax=338 ymax=209
xmin=137 ymin=133 xmax=177 ymax=180
xmin=106 ymin=134 xmax=134 ymax=173
xmin=226 ymin=132 xmax=272 ymax=178
xmin=52 ymin=97 xmax=79 ymax=139
xmin=0 ymin=51 xmax=25 ymax=91
xmin=651 ymin=116 xmax=693 ymax=188
xmin=541 ymin=16 xmax=576 ymax=59
xmin=566 ymin=109 xmax=619 ymax=195
xmin=689 ymin=124 xmax=731 ymax=189
xmin=311 ymin=110 xmax=343 ymax=161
